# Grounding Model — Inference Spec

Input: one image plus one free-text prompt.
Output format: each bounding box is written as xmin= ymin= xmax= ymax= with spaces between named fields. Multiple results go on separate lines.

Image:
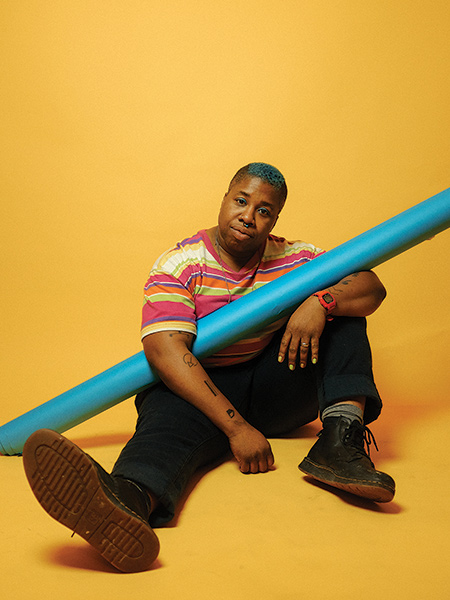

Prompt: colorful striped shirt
xmin=141 ymin=229 xmax=324 ymax=367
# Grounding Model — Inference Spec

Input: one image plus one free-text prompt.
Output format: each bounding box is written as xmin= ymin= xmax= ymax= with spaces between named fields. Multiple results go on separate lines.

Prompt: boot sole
xmin=23 ymin=429 xmax=160 ymax=572
xmin=298 ymin=457 xmax=395 ymax=503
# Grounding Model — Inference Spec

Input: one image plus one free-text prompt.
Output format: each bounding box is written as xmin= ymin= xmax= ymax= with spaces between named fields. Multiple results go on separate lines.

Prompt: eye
xmin=235 ymin=197 xmax=247 ymax=206
xmin=258 ymin=207 xmax=271 ymax=217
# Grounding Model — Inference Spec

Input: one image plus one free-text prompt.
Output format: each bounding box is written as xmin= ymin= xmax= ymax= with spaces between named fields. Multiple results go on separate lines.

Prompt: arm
xmin=142 ymin=331 xmax=274 ymax=474
xmin=278 ymin=270 xmax=386 ymax=370
xmin=327 ymin=270 xmax=387 ymax=317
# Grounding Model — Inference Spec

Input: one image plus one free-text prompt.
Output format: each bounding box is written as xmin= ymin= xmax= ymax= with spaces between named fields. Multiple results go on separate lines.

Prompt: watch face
xmin=322 ymin=293 xmax=334 ymax=303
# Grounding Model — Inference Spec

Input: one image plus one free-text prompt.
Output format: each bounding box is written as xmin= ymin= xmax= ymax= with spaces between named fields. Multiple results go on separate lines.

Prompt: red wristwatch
xmin=313 ymin=290 xmax=336 ymax=315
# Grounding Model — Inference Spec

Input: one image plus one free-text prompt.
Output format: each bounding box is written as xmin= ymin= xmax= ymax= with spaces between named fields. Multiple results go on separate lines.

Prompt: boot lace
xmin=343 ymin=421 xmax=379 ymax=461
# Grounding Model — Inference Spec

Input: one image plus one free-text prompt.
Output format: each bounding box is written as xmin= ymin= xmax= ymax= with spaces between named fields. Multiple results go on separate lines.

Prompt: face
xmin=217 ymin=176 xmax=284 ymax=262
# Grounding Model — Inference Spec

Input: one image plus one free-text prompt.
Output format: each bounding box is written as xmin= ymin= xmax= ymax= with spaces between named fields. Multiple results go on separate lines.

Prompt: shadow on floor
xmin=46 ymin=542 xmax=164 ymax=573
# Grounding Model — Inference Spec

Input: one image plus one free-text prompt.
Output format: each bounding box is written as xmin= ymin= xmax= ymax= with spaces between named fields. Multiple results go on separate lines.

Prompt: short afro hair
xmin=228 ymin=163 xmax=288 ymax=204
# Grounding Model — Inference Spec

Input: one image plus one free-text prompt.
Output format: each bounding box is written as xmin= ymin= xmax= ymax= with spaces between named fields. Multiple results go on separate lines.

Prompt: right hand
xmin=228 ymin=424 xmax=275 ymax=474
xmin=277 ymin=296 xmax=326 ymax=370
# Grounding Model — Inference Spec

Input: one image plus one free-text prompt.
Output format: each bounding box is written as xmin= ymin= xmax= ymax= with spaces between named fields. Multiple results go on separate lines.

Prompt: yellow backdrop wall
xmin=1 ymin=0 xmax=449 ymax=428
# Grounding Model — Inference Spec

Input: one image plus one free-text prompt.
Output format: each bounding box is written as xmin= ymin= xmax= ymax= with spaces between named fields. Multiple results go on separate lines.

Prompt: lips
xmin=231 ymin=226 xmax=253 ymax=239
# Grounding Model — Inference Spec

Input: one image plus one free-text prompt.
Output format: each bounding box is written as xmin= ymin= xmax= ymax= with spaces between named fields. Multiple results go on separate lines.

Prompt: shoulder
xmin=149 ymin=229 xmax=219 ymax=285
xmin=151 ymin=230 xmax=212 ymax=276
xmin=265 ymin=234 xmax=324 ymax=260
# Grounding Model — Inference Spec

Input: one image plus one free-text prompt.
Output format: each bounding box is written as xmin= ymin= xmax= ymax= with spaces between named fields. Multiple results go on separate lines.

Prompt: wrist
xmin=313 ymin=290 xmax=337 ymax=316
xmin=225 ymin=417 xmax=250 ymax=438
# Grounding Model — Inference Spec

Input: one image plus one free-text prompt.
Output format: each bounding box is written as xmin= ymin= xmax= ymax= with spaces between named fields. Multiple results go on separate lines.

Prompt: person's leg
xmin=238 ymin=316 xmax=380 ymax=435
xmin=298 ymin=317 xmax=395 ymax=502
xmin=112 ymin=356 xmax=259 ymax=526
xmin=112 ymin=387 xmax=232 ymax=527
xmin=314 ymin=316 xmax=382 ymax=423
xmin=22 ymin=361 xmax=255 ymax=572
xmin=22 ymin=428 xmax=160 ymax=573
xmin=244 ymin=327 xmax=319 ymax=437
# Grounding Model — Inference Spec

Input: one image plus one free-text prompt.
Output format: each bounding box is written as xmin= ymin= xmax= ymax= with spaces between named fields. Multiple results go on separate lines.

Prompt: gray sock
xmin=322 ymin=403 xmax=364 ymax=425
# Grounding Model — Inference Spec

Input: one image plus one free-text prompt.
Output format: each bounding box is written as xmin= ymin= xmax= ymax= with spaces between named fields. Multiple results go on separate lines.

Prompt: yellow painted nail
xmin=278 ymin=355 xmax=283 ymax=363
xmin=289 ymin=364 xmax=294 ymax=371
xmin=312 ymin=358 xmax=317 ymax=365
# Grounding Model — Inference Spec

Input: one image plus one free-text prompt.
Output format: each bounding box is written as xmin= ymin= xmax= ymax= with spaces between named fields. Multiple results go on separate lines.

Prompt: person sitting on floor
xmin=23 ymin=162 xmax=394 ymax=572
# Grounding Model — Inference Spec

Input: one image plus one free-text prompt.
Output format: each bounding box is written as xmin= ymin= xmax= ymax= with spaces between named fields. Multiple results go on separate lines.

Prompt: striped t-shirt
xmin=141 ymin=229 xmax=324 ymax=367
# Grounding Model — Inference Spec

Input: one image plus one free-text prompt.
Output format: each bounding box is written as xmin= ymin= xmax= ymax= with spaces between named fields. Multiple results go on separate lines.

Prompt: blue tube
xmin=1 ymin=187 xmax=449 ymax=455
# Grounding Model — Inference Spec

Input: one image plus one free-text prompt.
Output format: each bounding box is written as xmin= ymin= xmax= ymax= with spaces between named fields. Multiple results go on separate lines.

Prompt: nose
xmin=240 ymin=206 xmax=255 ymax=228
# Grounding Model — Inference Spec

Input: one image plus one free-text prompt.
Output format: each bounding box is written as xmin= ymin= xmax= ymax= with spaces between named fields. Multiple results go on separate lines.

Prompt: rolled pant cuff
xmin=112 ymin=463 xmax=177 ymax=527
xmin=319 ymin=373 xmax=382 ymax=424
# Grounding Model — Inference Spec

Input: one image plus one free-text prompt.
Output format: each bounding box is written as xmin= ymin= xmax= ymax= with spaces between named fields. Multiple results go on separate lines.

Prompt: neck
xmin=213 ymin=229 xmax=255 ymax=271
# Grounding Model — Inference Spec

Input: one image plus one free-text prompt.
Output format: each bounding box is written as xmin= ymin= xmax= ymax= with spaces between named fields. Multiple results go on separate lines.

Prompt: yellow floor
xmin=2 ymin=399 xmax=450 ymax=599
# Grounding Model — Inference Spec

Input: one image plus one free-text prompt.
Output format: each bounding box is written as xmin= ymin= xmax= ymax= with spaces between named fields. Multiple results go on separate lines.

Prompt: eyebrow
xmin=236 ymin=191 xmax=276 ymax=207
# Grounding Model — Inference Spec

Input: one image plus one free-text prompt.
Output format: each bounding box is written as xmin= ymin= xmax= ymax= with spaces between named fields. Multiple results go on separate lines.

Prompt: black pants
xmin=112 ymin=317 xmax=381 ymax=526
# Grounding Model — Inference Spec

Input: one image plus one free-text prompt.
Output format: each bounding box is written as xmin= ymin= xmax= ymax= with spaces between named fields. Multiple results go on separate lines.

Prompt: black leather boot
xmin=298 ymin=416 xmax=395 ymax=502
xmin=23 ymin=429 xmax=160 ymax=572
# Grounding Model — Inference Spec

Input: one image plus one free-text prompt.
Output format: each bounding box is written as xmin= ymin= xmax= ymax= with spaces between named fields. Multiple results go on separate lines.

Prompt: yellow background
xmin=1 ymin=1 xmax=449 ymax=598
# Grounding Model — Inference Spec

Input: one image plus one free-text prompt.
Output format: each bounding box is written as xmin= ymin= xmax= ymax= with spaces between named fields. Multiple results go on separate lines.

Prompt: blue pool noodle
xmin=1 ymin=187 xmax=449 ymax=455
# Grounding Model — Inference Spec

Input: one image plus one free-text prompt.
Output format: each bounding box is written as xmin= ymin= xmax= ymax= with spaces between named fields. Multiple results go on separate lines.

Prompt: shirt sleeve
xmin=140 ymin=270 xmax=197 ymax=340
xmin=263 ymin=235 xmax=325 ymax=269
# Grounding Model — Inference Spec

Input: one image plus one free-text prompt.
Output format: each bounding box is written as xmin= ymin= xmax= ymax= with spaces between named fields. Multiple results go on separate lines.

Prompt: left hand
xmin=277 ymin=296 xmax=327 ymax=370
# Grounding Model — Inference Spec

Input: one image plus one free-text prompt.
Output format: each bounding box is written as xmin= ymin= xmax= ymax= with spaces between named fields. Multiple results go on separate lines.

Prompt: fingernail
xmin=289 ymin=364 xmax=294 ymax=371
xmin=278 ymin=355 xmax=283 ymax=363
xmin=312 ymin=358 xmax=317 ymax=364
xmin=300 ymin=362 xmax=305 ymax=369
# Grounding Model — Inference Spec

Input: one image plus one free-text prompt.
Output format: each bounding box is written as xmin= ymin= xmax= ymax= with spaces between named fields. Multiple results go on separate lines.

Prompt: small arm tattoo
xmin=204 ymin=380 xmax=218 ymax=396
xmin=169 ymin=331 xmax=192 ymax=339
xmin=330 ymin=272 xmax=359 ymax=294
xmin=227 ymin=409 xmax=235 ymax=418
xmin=183 ymin=353 xmax=198 ymax=368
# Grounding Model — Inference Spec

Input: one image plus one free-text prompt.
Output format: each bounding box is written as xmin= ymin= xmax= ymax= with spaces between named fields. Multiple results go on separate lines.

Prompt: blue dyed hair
xmin=229 ymin=162 xmax=288 ymax=204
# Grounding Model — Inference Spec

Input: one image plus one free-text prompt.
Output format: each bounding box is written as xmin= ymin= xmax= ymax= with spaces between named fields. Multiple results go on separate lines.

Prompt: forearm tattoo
xmin=204 ymin=380 xmax=218 ymax=396
xmin=227 ymin=409 xmax=235 ymax=418
xmin=183 ymin=353 xmax=198 ymax=368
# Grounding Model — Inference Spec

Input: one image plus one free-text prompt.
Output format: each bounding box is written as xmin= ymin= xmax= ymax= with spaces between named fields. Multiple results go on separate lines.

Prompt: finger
xmin=250 ymin=459 xmax=261 ymax=474
xmin=259 ymin=452 xmax=273 ymax=473
xmin=278 ymin=331 xmax=291 ymax=363
xmin=288 ymin=335 xmax=301 ymax=371
xmin=258 ymin=448 xmax=274 ymax=473
xmin=310 ymin=336 xmax=320 ymax=365
xmin=299 ymin=338 xmax=310 ymax=368
xmin=239 ymin=459 xmax=250 ymax=474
